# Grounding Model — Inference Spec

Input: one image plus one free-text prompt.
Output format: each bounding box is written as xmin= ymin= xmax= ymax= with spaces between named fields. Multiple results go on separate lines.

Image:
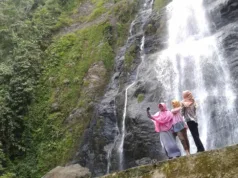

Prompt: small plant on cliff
xmin=137 ymin=94 xmax=145 ymax=103
xmin=125 ymin=44 xmax=138 ymax=69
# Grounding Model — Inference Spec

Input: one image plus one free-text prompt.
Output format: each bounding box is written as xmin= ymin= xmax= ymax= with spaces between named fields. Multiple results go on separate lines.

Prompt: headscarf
xmin=158 ymin=103 xmax=167 ymax=111
xmin=182 ymin=90 xmax=195 ymax=107
xmin=151 ymin=103 xmax=173 ymax=132
xmin=172 ymin=100 xmax=181 ymax=108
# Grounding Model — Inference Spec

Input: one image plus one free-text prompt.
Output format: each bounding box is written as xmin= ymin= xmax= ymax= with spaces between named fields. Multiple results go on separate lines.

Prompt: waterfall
xmin=154 ymin=0 xmax=238 ymax=153
xmin=117 ymin=0 xmax=154 ymax=171
xmin=105 ymin=99 xmax=120 ymax=174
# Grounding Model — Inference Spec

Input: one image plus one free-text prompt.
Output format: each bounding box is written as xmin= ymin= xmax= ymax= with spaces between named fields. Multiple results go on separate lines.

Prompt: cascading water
xmin=117 ymin=0 xmax=154 ymax=170
xmin=155 ymin=0 xmax=238 ymax=153
xmin=73 ymin=0 xmax=238 ymax=176
xmin=104 ymin=0 xmax=154 ymax=173
xmin=105 ymin=99 xmax=119 ymax=174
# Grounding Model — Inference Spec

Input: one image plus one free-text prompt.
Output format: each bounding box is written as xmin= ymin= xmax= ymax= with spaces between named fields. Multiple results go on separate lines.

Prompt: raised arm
xmin=171 ymin=107 xmax=181 ymax=114
xmin=146 ymin=107 xmax=156 ymax=121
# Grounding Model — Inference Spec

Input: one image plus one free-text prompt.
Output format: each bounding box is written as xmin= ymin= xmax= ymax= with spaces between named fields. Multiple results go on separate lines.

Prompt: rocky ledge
xmin=102 ymin=144 xmax=238 ymax=178
xmin=103 ymin=145 xmax=238 ymax=178
xmin=44 ymin=144 xmax=238 ymax=178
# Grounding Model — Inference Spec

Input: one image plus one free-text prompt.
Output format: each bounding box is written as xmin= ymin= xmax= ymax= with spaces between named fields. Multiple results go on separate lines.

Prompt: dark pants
xmin=187 ymin=121 xmax=205 ymax=152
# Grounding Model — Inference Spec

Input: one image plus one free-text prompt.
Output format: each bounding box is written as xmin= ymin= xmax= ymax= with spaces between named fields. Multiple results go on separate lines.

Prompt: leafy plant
xmin=0 ymin=0 xmax=139 ymax=177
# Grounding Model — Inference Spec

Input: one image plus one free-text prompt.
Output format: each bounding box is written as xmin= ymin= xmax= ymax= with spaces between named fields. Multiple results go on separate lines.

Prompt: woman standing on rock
xmin=171 ymin=100 xmax=190 ymax=155
xmin=181 ymin=90 xmax=205 ymax=152
xmin=147 ymin=103 xmax=181 ymax=159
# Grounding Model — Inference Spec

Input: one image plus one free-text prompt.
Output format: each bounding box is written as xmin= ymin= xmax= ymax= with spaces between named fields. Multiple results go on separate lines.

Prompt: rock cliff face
xmin=202 ymin=0 xmax=238 ymax=148
xmin=207 ymin=0 xmax=238 ymax=104
xmin=73 ymin=0 xmax=171 ymax=176
xmin=72 ymin=0 xmax=238 ymax=177
xmin=119 ymin=0 xmax=238 ymax=172
xmin=4 ymin=0 xmax=238 ymax=177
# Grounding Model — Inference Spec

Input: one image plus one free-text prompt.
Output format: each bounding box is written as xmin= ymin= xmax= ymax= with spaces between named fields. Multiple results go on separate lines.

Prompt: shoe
xmin=197 ymin=150 xmax=205 ymax=153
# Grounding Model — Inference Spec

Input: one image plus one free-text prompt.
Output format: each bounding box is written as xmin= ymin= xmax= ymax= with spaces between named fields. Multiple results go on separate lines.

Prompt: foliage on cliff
xmin=0 ymin=0 xmax=139 ymax=177
xmin=0 ymin=0 xmax=77 ymax=177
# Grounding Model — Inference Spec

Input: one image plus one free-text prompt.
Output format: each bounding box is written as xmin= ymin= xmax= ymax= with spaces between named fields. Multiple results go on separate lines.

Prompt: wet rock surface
xmin=144 ymin=7 xmax=168 ymax=54
xmin=118 ymin=3 xmax=171 ymax=171
xmin=206 ymin=0 xmax=238 ymax=108
xmin=71 ymin=0 xmax=169 ymax=176
xmin=73 ymin=0 xmax=238 ymax=177
xmin=206 ymin=0 xmax=238 ymax=31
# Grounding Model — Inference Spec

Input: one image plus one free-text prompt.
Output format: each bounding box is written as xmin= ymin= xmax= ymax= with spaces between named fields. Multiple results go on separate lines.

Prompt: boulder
xmin=43 ymin=164 xmax=91 ymax=178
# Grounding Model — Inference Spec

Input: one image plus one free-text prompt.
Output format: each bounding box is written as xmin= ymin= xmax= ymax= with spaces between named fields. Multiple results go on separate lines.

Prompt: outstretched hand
xmin=146 ymin=107 xmax=152 ymax=120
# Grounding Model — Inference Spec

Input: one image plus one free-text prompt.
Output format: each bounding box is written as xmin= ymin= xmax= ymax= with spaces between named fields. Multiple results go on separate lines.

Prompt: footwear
xmin=197 ymin=150 xmax=205 ymax=153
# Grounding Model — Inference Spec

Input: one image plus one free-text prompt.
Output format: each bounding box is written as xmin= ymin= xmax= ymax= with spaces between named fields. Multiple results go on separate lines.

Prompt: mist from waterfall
xmin=154 ymin=0 xmax=238 ymax=153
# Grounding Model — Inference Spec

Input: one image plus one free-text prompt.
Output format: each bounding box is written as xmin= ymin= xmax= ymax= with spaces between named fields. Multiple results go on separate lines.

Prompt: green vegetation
xmin=154 ymin=0 xmax=168 ymax=11
xmin=125 ymin=44 xmax=137 ymax=69
xmin=0 ymin=173 xmax=16 ymax=178
xmin=137 ymin=94 xmax=145 ymax=103
xmin=112 ymin=0 xmax=139 ymax=46
xmin=0 ymin=0 xmax=139 ymax=177
xmin=145 ymin=23 xmax=157 ymax=35
xmin=20 ymin=24 xmax=115 ymax=177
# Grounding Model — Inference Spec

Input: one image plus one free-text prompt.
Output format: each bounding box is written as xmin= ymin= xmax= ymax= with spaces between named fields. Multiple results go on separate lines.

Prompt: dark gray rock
xmin=205 ymin=0 xmax=238 ymax=32
xmin=206 ymin=0 xmax=238 ymax=111
xmin=72 ymin=0 xmax=238 ymax=177
xmin=71 ymin=0 xmax=169 ymax=176
xmin=144 ymin=7 xmax=169 ymax=54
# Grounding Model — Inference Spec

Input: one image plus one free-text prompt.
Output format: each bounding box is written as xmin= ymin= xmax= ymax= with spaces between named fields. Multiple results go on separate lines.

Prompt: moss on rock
xmin=18 ymin=0 xmax=140 ymax=177
xmin=154 ymin=0 xmax=169 ymax=11
xmin=137 ymin=94 xmax=145 ymax=103
xmin=24 ymin=22 xmax=115 ymax=177
xmin=102 ymin=144 xmax=238 ymax=178
xmin=125 ymin=44 xmax=137 ymax=70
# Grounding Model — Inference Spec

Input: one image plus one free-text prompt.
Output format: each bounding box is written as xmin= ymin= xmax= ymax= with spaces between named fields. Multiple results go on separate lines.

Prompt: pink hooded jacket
xmin=150 ymin=103 xmax=173 ymax=132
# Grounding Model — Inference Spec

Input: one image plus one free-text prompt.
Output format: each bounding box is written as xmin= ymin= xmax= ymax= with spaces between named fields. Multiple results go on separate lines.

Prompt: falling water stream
xmin=108 ymin=0 xmax=238 ymax=173
xmin=105 ymin=0 xmax=154 ymax=173
xmin=155 ymin=0 xmax=238 ymax=152
xmin=117 ymin=0 xmax=154 ymax=171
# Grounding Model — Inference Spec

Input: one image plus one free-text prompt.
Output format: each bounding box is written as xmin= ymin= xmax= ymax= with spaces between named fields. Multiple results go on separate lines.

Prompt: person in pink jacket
xmin=147 ymin=103 xmax=181 ymax=159
xmin=171 ymin=100 xmax=190 ymax=155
